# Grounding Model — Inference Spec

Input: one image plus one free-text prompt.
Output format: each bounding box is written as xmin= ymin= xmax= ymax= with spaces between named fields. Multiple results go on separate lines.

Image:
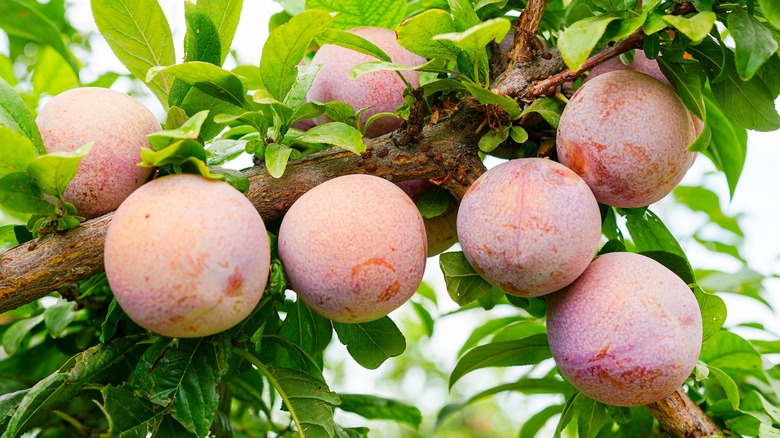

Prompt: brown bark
xmin=645 ymin=388 xmax=721 ymax=438
xmin=508 ymin=0 xmax=548 ymax=66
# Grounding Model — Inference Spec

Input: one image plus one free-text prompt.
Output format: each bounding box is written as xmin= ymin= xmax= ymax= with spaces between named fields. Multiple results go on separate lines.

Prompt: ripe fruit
xmin=396 ymin=179 xmax=459 ymax=256
xmin=279 ymin=174 xmax=427 ymax=323
xmin=104 ymin=174 xmax=271 ymax=338
xmin=307 ymin=26 xmax=426 ymax=137
xmin=457 ymin=158 xmax=601 ymax=297
xmin=585 ymin=51 xmax=672 ymax=87
xmin=557 ymin=71 xmax=697 ymax=208
xmin=36 ymin=87 xmax=161 ymax=218
xmin=546 ymin=252 xmax=702 ymax=406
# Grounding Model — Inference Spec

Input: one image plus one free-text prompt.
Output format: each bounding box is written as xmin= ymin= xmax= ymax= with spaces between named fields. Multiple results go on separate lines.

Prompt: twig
xmin=509 ymin=0 xmax=549 ymax=67
xmin=645 ymin=388 xmax=721 ymax=437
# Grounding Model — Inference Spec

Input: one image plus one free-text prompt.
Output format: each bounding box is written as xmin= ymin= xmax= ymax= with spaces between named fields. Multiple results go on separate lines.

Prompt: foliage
xmin=0 ymin=0 xmax=778 ymax=436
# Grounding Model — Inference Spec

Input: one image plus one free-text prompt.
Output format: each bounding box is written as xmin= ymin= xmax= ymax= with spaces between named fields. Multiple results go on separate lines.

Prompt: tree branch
xmin=508 ymin=0 xmax=548 ymax=67
xmin=645 ymin=388 xmax=721 ymax=437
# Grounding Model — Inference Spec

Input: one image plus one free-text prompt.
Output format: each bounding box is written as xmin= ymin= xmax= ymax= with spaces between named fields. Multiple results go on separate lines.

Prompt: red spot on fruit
xmin=378 ymin=280 xmax=401 ymax=302
xmin=224 ymin=268 xmax=244 ymax=297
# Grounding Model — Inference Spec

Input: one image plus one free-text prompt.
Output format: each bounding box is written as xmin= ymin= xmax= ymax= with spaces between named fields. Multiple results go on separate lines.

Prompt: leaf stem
xmin=232 ymin=347 xmax=304 ymax=438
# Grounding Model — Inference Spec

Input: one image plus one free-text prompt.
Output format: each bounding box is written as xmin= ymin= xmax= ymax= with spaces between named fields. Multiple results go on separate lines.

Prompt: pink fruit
xmin=104 ymin=174 xmax=270 ymax=338
xmin=457 ymin=158 xmax=601 ymax=297
xmin=307 ymin=27 xmax=426 ymax=137
xmin=36 ymin=87 xmax=161 ymax=218
xmin=279 ymin=174 xmax=427 ymax=323
xmin=557 ymin=71 xmax=697 ymax=208
xmin=546 ymin=252 xmax=702 ymax=406
xmin=585 ymin=51 xmax=672 ymax=87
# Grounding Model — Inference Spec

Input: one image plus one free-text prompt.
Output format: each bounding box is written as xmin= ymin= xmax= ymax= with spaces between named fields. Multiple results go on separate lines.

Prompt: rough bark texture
xmin=645 ymin=389 xmax=722 ymax=438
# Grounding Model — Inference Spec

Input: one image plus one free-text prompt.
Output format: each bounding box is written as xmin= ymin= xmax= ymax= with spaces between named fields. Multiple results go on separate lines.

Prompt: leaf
xmin=416 ymin=185 xmax=450 ymax=219
xmin=449 ymin=334 xmax=551 ymax=388
xmin=333 ymin=317 xmax=406 ymax=370
xmin=5 ymin=335 xmax=145 ymax=437
xmin=264 ymin=143 xmax=294 ymax=178
xmin=699 ymin=330 xmax=763 ymax=371
xmin=576 ymin=395 xmax=607 ymax=438
xmin=519 ymin=97 xmax=566 ymax=127
xmin=31 ymin=47 xmax=79 ymax=99
xmin=305 ymin=0 xmax=405 ymax=29
xmin=439 ymin=251 xmax=493 ymax=306
xmin=707 ymin=365 xmax=740 ymax=410
xmin=0 ymin=127 xmax=37 ymax=178
xmin=0 ymin=78 xmax=45 ymax=154
xmin=132 ymin=335 xmax=232 ymax=437
xmin=396 ymin=9 xmax=459 ymax=60
xmin=463 ymin=82 xmax=521 ymax=119
xmin=316 ymin=29 xmax=391 ymax=62
xmin=558 ymin=14 xmax=621 ymax=71
xmin=447 ymin=0 xmax=480 ymax=31
xmin=337 ymin=394 xmax=422 ymax=428
xmin=26 ymin=142 xmax=93 ymax=198
xmin=285 ymin=64 xmax=322 ymax=108
xmin=433 ymin=18 xmax=511 ymax=61
xmin=2 ymin=314 xmax=44 ymax=356
xmin=0 ymin=0 xmax=79 ymax=75
xmin=140 ymin=140 xmax=208 ymax=169
xmin=100 ymin=385 xmax=170 ymax=438
xmin=623 ymin=209 xmax=687 ymax=260
xmin=43 ymin=300 xmax=77 ymax=339
xmin=192 ymin=0 xmax=243 ymax=65
xmin=298 ymin=122 xmax=367 ymax=153
xmin=760 ymin=0 xmax=780 ymax=28
xmin=279 ymin=298 xmax=333 ymax=358
xmin=728 ymin=8 xmax=779 ymax=80
xmin=657 ymin=57 xmax=706 ymax=119
xmin=148 ymin=111 xmax=210 ymax=150
xmin=270 ymin=366 xmax=340 ymax=437
xmin=700 ymin=93 xmax=747 ymax=198
xmin=639 ymin=251 xmax=695 ymax=285
xmin=663 ymin=11 xmax=716 ymax=43
xmin=553 ymin=391 xmax=580 ymax=437
xmin=148 ymin=62 xmax=248 ymax=108
xmin=260 ymin=10 xmax=333 ymax=101
xmin=478 ymin=126 xmax=510 ymax=153
xmin=520 ymin=404 xmax=566 ymax=438
xmin=673 ymin=185 xmax=743 ymax=236
xmin=206 ymin=139 xmax=247 ymax=166
xmin=510 ymin=126 xmax=529 ymax=143
xmin=91 ymin=0 xmax=176 ymax=108
xmin=0 ymin=172 xmax=55 ymax=215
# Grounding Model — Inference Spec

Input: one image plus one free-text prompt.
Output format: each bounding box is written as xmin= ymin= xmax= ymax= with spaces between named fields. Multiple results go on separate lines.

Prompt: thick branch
xmin=645 ymin=388 xmax=721 ymax=437
xmin=509 ymin=0 xmax=548 ymax=66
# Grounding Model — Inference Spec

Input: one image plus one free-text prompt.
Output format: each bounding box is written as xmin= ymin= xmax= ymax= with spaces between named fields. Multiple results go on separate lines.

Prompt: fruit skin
xmin=279 ymin=174 xmax=427 ymax=323
xmin=307 ymin=26 xmax=426 ymax=138
xmin=546 ymin=252 xmax=702 ymax=406
xmin=36 ymin=87 xmax=161 ymax=218
xmin=104 ymin=174 xmax=271 ymax=338
xmin=557 ymin=71 xmax=697 ymax=208
xmin=585 ymin=51 xmax=672 ymax=87
xmin=457 ymin=158 xmax=601 ymax=297
xmin=396 ymin=179 xmax=459 ymax=256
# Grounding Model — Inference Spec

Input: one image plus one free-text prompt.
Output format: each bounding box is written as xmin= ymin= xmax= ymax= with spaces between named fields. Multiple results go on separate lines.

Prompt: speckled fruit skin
xmin=546 ymin=252 xmax=702 ymax=406
xmin=104 ymin=174 xmax=271 ymax=338
xmin=585 ymin=51 xmax=672 ymax=87
xmin=307 ymin=27 xmax=425 ymax=138
xmin=397 ymin=179 xmax=459 ymax=256
xmin=36 ymin=87 xmax=161 ymax=218
xmin=457 ymin=158 xmax=601 ymax=297
xmin=279 ymin=174 xmax=427 ymax=323
xmin=557 ymin=71 xmax=697 ymax=208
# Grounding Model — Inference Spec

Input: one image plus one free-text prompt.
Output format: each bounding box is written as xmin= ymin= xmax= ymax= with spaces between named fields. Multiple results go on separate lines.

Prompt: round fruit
xmin=307 ymin=26 xmax=426 ymax=137
xmin=457 ymin=158 xmax=601 ymax=297
xmin=546 ymin=252 xmax=702 ymax=406
xmin=279 ymin=174 xmax=427 ymax=323
xmin=585 ymin=51 xmax=672 ymax=87
xmin=104 ymin=174 xmax=271 ymax=338
xmin=36 ymin=87 xmax=161 ymax=218
xmin=557 ymin=70 xmax=697 ymax=208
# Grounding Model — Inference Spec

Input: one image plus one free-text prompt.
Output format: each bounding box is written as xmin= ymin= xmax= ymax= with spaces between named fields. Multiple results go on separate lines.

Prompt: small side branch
xmin=645 ymin=388 xmax=721 ymax=438
xmin=509 ymin=0 xmax=549 ymax=67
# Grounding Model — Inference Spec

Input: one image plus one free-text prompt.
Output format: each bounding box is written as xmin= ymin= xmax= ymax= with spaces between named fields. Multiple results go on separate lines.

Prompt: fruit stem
xmin=644 ymin=387 xmax=721 ymax=437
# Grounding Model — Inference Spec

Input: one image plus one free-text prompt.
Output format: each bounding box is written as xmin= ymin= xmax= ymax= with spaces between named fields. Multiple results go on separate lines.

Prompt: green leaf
xmin=396 ymin=9 xmax=459 ymax=60
xmin=0 ymin=127 xmax=37 ymax=178
xmin=760 ymin=0 xmax=780 ymax=28
xmin=576 ymin=395 xmax=607 ymax=438
xmin=348 ymin=58 xmax=450 ymax=80
xmin=463 ymin=82 xmax=521 ymax=119
xmin=140 ymin=140 xmax=208 ymax=169
xmin=148 ymin=62 xmax=247 ymax=108
xmin=148 ymin=111 xmax=210 ymax=150
xmin=0 ymin=172 xmax=55 ymax=215
xmin=298 ymin=122 xmax=367 ymax=153
xmin=181 ymin=88 xmax=245 ymax=141
xmin=707 ymin=365 xmax=740 ymax=410
xmin=206 ymin=166 xmax=249 ymax=193
xmin=0 ymin=0 xmax=79 ymax=75
xmin=260 ymin=9 xmax=333 ymax=101
xmin=100 ymin=384 xmax=170 ymax=438
xmin=699 ymin=330 xmax=763 ymax=371
xmin=337 ymin=394 xmax=422 ymax=428
xmin=416 ymin=184 xmax=450 ymax=219
xmin=663 ymin=11 xmax=716 ymax=43
xmin=558 ymin=14 xmax=621 ymax=71
xmin=191 ymin=0 xmax=243 ymax=65
xmin=279 ymin=298 xmax=333 ymax=358
xmin=5 ymin=335 xmax=145 ymax=437
xmin=433 ymin=18 xmax=511 ymax=61
xmin=43 ymin=300 xmax=77 ymax=339
xmin=285 ymin=64 xmax=322 ymax=108
xmin=2 ymin=314 xmax=44 ymax=356
xmin=447 ymin=0 xmax=480 ymax=31
xmin=305 ymin=0 xmax=405 ymax=29
xmin=449 ymin=334 xmax=551 ymax=388
xmin=623 ymin=209 xmax=687 ymax=260
xmin=519 ymin=97 xmax=566 ymax=127
xmin=333 ymin=317 xmax=406 ymax=370
xmin=657 ymin=57 xmax=706 ymax=119
xmin=510 ymin=126 xmax=529 ymax=143
xmin=31 ymin=47 xmax=79 ymax=99
xmin=639 ymin=251 xmax=695 ymax=285
xmin=27 ymin=142 xmax=93 ymax=198
xmin=317 ymin=29 xmax=391 ymax=62
xmin=206 ymin=139 xmax=246 ymax=166
xmin=553 ymin=392 xmax=580 ymax=438
xmin=270 ymin=366 xmax=340 ymax=437
xmin=520 ymin=405 xmax=566 ymax=438
xmin=0 ymin=78 xmax=45 ymax=154
xmin=264 ymin=143 xmax=294 ymax=178
xmin=700 ymin=94 xmax=747 ymax=198
xmin=673 ymin=185 xmax=743 ymax=236
xmin=91 ymin=0 xmax=176 ymax=109
xmin=478 ymin=126 xmax=510 ymax=153
xmin=439 ymin=251 xmax=493 ymax=306
xmin=133 ymin=335 xmax=232 ymax=437
xmin=729 ymin=8 xmax=779 ymax=80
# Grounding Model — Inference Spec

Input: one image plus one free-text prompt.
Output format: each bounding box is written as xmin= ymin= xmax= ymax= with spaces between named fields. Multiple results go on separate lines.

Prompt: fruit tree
xmin=0 ymin=0 xmax=779 ymax=436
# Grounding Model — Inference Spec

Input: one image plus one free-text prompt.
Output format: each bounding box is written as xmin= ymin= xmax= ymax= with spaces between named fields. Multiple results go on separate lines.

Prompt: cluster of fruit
xmin=35 ymin=25 xmax=703 ymax=408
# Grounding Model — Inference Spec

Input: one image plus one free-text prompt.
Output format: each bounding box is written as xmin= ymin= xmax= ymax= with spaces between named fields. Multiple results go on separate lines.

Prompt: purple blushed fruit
xmin=546 ymin=252 xmax=702 ymax=406
xmin=104 ymin=174 xmax=270 ymax=338
xmin=279 ymin=174 xmax=427 ymax=323
xmin=457 ymin=158 xmax=601 ymax=297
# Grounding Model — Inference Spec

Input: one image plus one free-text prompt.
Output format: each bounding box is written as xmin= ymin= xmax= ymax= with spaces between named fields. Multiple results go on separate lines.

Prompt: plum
xmin=557 ymin=71 xmax=697 ymax=208
xmin=36 ymin=87 xmax=161 ymax=218
xmin=546 ymin=252 xmax=702 ymax=406
xmin=396 ymin=179 xmax=459 ymax=256
xmin=278 ymin=174 xmax=427 ymax=323
xmin=307 ymin=26 xmax=426 ymax=137
xmin=457 ymin=158 xmax=601 ymax=297
xmin=104 ymin=174 xmax=271 ymax=338
xmin=585 ymin=51 xmax=672 ymax=87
